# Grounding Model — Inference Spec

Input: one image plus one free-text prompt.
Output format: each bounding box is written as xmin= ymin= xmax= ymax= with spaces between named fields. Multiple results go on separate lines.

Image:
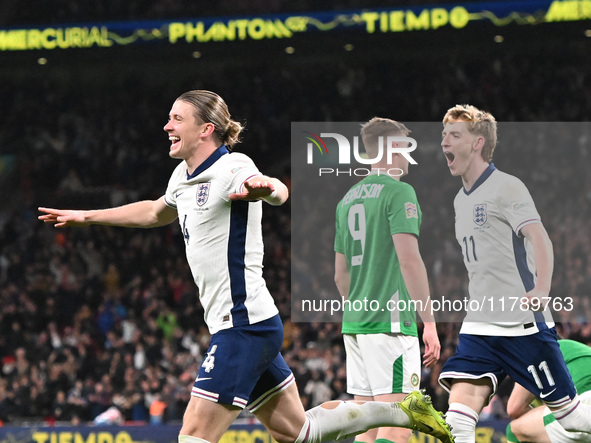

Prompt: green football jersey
xmin=334 ymin=173 xmax=422 ymax=335
xmin=559 ymin=339 xmax=591 ymax=394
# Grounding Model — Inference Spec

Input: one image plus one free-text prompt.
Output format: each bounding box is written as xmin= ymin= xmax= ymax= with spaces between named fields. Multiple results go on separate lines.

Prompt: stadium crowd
xmin=1 ymin=9 xmax=591 ymax=427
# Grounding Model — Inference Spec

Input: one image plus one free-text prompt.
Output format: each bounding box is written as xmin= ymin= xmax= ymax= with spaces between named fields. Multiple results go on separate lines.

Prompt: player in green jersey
xmin=334 ymin=117 xmax=441 ymax=443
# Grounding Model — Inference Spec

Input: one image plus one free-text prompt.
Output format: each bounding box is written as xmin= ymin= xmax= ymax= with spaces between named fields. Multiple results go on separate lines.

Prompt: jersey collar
xmin=187 ymin=145 xmax=229 ymax=179
xmin=463 ymin=163 xmax=496 ymax=196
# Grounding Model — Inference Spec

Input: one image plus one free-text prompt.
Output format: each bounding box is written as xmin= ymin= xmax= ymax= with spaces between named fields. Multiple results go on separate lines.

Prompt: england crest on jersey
xmin=196 ymin=182 xmax=211 ymax=207
xmin=473 ymin=203 xmax=487 ymax=226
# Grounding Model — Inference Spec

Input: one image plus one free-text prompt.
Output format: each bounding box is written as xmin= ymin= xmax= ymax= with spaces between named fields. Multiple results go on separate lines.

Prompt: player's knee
xmin=272 ymin=418 xmax=309 ymax=443
xmin=506 ymin=403 xmax=521 ymax=419
xmin=271 ymin=432 xmax=299 ymax=443
xmin=505 ymin=423 xmax=521 ymax=443
xmin=179 ymin=419 xmax=200 ymax=438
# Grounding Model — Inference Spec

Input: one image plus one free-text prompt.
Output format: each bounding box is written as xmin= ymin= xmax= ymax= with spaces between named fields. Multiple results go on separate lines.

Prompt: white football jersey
xmin=164 ymin=146 xmax=278 ymax=334
xmin=454 ymin=164 xmax=554 ymax=336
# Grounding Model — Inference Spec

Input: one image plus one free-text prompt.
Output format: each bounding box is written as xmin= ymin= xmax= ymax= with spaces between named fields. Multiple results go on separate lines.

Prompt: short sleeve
xmin=498 ymin=176 xmax=541 ymax=235
xmin=226 ymin=153 xmax=262 ymax=194
xmin=387 ymin=183 xmax=421 ymax=237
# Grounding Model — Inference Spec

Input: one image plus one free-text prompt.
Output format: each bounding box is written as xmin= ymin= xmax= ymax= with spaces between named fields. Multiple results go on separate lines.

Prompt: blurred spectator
xmin=148 ymin=393 xmax=167 ymax=425
xmin=51 ymin=390 xmax=71 ymax=422
xmin=93 ymin=406 xmax=124 ymax=426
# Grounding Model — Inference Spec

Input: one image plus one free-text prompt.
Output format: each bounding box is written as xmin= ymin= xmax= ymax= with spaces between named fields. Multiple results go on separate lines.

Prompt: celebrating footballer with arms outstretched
xmin=40 ymin=90 xmax=454 ymax=443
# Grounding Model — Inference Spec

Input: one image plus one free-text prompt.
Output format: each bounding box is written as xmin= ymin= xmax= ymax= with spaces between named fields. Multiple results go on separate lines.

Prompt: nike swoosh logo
xmin=540 ymin=388 xmax=556 ymax=399
xmin=194 ymin=377 xmax=212 ymax=383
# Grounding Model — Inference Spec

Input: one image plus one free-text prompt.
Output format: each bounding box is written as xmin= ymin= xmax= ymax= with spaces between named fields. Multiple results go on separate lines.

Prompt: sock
xmin=505 ymin=423 xmax=521 ymax=443
xmin=295 ymin=417 xmax=311 ymax=443
xmin=295 ymin=401 xmax=410 ymax=443
xmin=549 ymin=396 xmax=591 ymax=433
xmin=179 ymin=436 xmax=211 ymax=443
xmin=445 ymin=402 xmax=479 ymax=443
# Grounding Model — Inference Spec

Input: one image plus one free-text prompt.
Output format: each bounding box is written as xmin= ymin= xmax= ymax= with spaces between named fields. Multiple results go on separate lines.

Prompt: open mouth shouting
xmin=444 ymin=151 xmax=455 ymax=167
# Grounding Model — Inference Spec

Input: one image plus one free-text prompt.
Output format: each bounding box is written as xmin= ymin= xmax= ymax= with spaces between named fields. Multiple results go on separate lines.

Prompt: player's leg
xmin=503 ymin=329 xmax=591 ymax=435
xmin=351 ymin=395 xmax=378 ymax=443
xmin=351 ymin=334 xmax=422 ymax=443
xmin=178 ymin=332 xmax=244 ymax=443
xmin=251 ymin=334 xmax=452 ymax=443
xmin=343 ymin=334 xmax=379 ymax=443
xmin=254 ymin=382 xmax=413 ymax=443
xmin=250 ymin=353 xmax=453 ymax=443
xmin=545 ymin=390 xmax=591 ymax=437
xmin=179 ymin=396 xmax=241 ymax=443
xmin=348 ymin=395 xmax=409 ymax=443
xmin=253 ymin=381 xmax=307 ymax=443
xmin=255 ymin=385 xmax=452 ymax=443
xmin=288 ymin=332 xmax=453 ymax=442
xmin=509 ymin=390 xmax=591 ymax=442
xmin=251 ymin=351 xmax=395 ymax=443
xmin=506 ymin=406 xmax=551 ymax=443
xmin=438 ymin=334 xmax=499 ymax=443
xmin=180 ymin=316 xmax=287 ymax=443
xmin=445 ymin=380 xmax=491 ymax=443
xmin=373 ymin=393 xmax=411 ymax=443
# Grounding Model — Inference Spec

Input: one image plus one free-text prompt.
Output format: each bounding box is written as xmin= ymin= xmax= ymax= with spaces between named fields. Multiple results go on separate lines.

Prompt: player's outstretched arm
xmin=228 ymin=175 xmax=289 ymax=206
xmin=38 ymin=208 xmax=87 ymax=227
xmin=39 ymin=196 xmax=178 ymax=229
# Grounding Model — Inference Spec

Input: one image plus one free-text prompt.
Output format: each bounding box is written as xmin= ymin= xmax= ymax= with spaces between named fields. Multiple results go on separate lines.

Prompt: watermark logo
xmin=303 ymin=131 xmax=328 ymax=157
xmin=303 ymin=131 xmax=418 ymax=177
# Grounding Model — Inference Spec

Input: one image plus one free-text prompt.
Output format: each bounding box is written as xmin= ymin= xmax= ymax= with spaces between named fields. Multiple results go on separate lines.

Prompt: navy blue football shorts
xmin=439 ymin=327 xmax=576 ymax=405
xmin=191 ymin=314 xmax=294 ymax=412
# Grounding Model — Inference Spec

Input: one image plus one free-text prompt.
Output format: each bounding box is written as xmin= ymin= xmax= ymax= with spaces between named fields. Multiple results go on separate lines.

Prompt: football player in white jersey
xmin=39 ymin=90 xmax=454 ymax=443
xmin=438 ymin=104 xmax=591 ymax=442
